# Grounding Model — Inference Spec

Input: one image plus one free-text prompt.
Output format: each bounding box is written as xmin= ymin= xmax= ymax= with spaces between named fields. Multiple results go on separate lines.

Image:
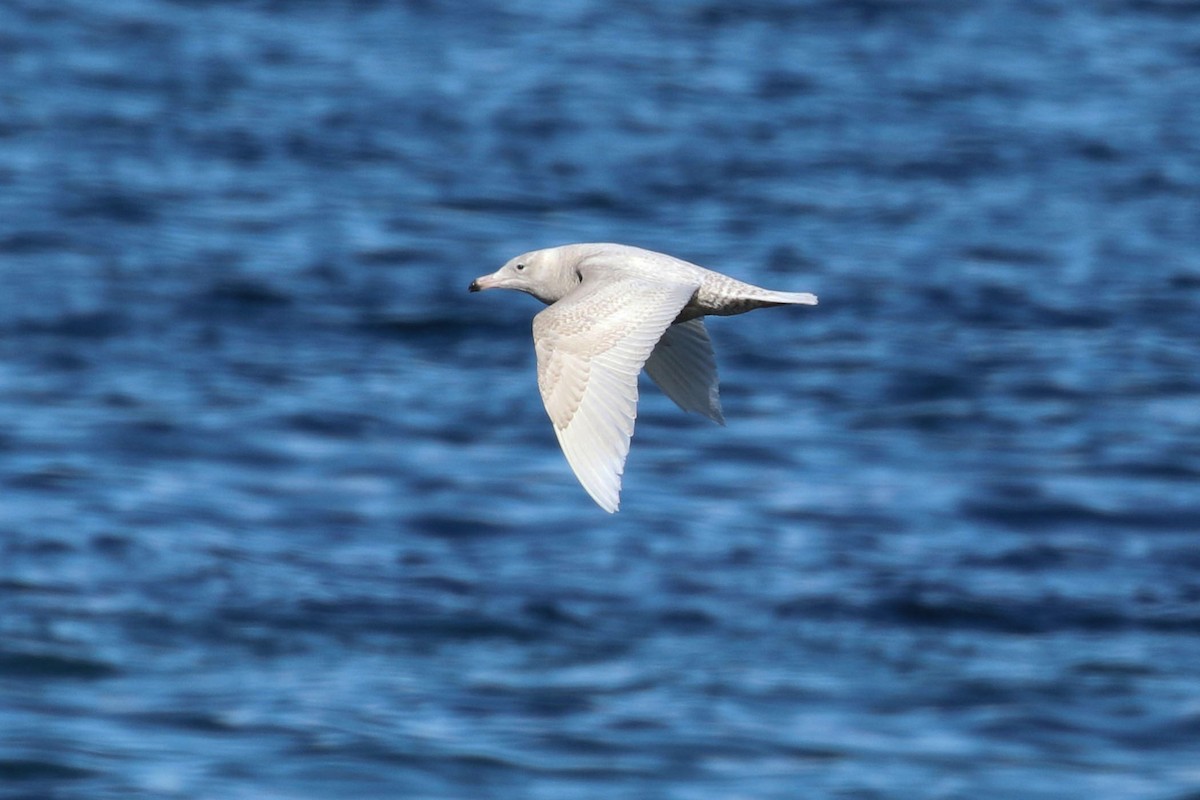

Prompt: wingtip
xmin=711 ymin=394 xmax=726 ymax=426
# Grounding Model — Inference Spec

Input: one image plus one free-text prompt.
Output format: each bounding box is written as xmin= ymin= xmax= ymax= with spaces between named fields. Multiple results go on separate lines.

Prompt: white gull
xmin=470 ymin=243 xmax=817 ymax=512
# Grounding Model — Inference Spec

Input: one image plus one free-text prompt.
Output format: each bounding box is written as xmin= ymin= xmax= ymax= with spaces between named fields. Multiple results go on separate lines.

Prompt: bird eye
xmin=515 ymin=263 xmax=526 ymax=271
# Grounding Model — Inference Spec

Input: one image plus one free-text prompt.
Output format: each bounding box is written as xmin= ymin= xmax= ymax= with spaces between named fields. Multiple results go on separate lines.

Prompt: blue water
xmin=2 ymin=1 xmax=1199 ymax=797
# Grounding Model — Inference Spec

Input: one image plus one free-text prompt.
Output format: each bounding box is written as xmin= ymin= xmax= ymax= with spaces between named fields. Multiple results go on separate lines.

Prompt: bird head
xmin=469 ymin=247 xmax=580 ymax=304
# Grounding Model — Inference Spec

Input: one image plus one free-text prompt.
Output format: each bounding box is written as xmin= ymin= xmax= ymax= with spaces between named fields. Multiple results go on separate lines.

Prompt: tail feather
xmin=761 ymin=289 xmax=818 ymax=306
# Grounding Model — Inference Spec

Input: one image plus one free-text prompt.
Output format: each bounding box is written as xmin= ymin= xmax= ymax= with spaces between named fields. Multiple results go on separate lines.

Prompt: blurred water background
xmin=2 ymin=1 xmax=1199 ymax=798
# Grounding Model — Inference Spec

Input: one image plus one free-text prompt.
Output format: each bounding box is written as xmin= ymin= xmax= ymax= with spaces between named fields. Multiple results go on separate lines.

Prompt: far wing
xmin=644 ymin=319 xmax=724 ymax=425
xmin=533 ymin=274 xmax=699 ymax=512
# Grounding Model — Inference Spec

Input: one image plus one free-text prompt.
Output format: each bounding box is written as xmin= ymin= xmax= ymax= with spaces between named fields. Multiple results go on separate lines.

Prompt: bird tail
xmin=760 ymin=289 xmax=818 ymax=306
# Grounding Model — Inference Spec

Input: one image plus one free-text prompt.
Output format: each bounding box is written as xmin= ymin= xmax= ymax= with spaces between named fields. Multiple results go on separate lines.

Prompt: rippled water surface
xmin=2 ymin=1 xmax=1199 ymax=798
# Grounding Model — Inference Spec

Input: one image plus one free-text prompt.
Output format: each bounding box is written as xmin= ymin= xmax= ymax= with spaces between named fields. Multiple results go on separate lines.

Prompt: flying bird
xmin=469 ymin=243 xmax=817 ymax=512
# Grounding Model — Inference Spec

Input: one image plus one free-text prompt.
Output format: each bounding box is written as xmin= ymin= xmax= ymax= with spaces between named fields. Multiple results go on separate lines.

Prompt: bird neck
xmin=531 ymin=265 xmax=584 ymax=305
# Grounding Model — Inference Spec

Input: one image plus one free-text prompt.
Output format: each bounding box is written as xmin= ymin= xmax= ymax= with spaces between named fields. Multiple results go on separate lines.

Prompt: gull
xmin=469 ymin=243 xmax=817 ymax=512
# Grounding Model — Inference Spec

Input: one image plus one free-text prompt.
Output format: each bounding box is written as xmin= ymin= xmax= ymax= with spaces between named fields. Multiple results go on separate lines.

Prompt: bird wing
xmin=533 ymin=273 xmax=699 ymax=512
xmin=643 ymin=319 xmax=725 ymax=425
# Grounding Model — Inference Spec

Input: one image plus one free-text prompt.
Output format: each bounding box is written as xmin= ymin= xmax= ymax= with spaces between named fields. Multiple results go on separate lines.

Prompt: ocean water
xmin=1 ymin=1 xmax=1198 ymax=798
